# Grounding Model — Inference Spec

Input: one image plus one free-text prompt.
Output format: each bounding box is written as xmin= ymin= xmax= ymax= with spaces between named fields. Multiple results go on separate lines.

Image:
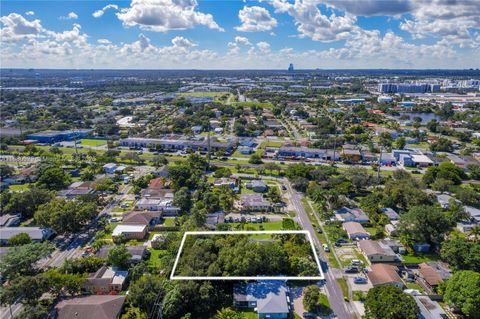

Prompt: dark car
xmin=344 ymin=266 xmax=359 ymax=273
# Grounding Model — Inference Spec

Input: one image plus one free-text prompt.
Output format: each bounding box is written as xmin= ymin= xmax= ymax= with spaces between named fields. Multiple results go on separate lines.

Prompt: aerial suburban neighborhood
xmin=1 ymin=1 xmax=480 ymax=319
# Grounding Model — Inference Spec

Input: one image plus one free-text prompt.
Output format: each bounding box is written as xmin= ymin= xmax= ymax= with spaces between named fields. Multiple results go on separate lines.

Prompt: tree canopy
xmin=364 ymin=285 xmax=419 ymax=319
xmin=444 ymin=270 xmax=480 ymax=318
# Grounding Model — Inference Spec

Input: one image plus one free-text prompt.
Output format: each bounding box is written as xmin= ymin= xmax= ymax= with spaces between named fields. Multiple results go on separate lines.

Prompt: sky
xmin=1 ymin=0 xmax=480 ymax=69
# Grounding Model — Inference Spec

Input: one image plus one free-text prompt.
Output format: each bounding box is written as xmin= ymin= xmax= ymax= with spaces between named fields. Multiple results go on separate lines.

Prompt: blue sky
xmin=1 ymin=0 xmax=479 ymax=69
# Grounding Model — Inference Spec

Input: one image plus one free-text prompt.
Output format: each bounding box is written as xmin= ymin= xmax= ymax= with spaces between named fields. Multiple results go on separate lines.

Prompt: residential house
xmin=246 ymin=180 xmax=268 ymax=193
xmin=405 ymin=291 xmax=447 ymax=319
xmin=0 ymin=214 xmax=21 ymax=227
xmin=367 ymin=264 xmax=404 ymax=288
xmin=58 ymin=181 xmax=95 ymax=199
xmin=103 ymin=163 xmax=125 ymax=174
xmin=380 ymin=208 xmax=399 ymax=221
xmin=135 ymin=198 xmax=179 ymax=215
xmin=84 ymin=266 xmax=128 ymax=294
xmin=238 ymin=146 xmax=254 ymax=155
xmin=380 ymin=239 xmax=406 ymax=254
xmin=54 ymin=295 xmax=126 ymax=319
xmin=384 ymin=221 xmax=399 ymax=236
xmin=213 ymin=177 xmax=239 ymax=192
xmin=343 ymin=222 xmax=370 ymax=240
xmin=121 ymin=211 xmax=162 ymax=228
xmin=334 ymin=207 xmax=369 ymax=224
xmin=153 ymin=165 xmax=169 ymax=178
xmin=239 ymin=194 xmax=271 ymax=212
xmin=95 ymin=245 xmax=149 ymax=264
xmin=234 ymin=281 xmax=289 ymax=319
xmin=436 ymin=194 xmax=460 ymax=209
xmin=342 ymin=148 xmax=362 ymax=163
xmin=358 ymin=240 xmax=397 ymax=263
xmin=417 ymin=262 xmax=451 ymax=291
xmin=111 ymin=224 xmax=147 ymax=240
xmin=205 ymin=212 xmax=225 ymax=228
xmin=0 ymin=227 xmax=54 ymax=245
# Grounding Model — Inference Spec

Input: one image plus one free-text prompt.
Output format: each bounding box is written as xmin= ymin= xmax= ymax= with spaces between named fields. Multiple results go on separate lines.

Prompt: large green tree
xmin=441 ymin=238 xmax=480 ymax=272
xmin=303 ymin=285 xmax=321 ymax=312
xmin=36 ymin=166 xmax=71 ymax=190
xmin=365 ymin=285 xmax=419 ymax=319
xmin=1 ymin=187 xmax=54 ymax=218
xmin=108 ymin=245 xmax=132 ymax=269
xmin=444 ymin=270 xmax=480 ymax=318
xmin=397 ymin=205 xmax=451 ymax=247
xmin=128 ymin=274 xmax=166 ymax=313
xmin=34 ymin=198 xmax=97 ymax=234
xmin=0 ymin=242 xmax=54 ymax=280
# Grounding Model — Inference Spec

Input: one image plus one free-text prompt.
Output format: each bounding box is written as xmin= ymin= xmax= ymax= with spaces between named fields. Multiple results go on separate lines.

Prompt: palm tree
xmin=213 ymin=307 xmax=244 ymax=319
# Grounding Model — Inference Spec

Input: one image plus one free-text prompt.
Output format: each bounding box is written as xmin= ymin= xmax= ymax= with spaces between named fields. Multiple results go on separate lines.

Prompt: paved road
xmin=285 ymin=181 xmax=354 ymax=319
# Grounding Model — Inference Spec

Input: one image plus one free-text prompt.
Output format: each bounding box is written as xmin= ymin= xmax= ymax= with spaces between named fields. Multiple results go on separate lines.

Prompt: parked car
xmin=344 ymin=266 xmax=359 ymax=274
xmin=302 ymin=313 xmax=316 ymax=319
xmin=322 ymin=244 xmax=330 ymax=252
xmin=354 ymin=277 xmax=367 ymax=284
xmin=351 ymin=259 xmax=362 ymax=266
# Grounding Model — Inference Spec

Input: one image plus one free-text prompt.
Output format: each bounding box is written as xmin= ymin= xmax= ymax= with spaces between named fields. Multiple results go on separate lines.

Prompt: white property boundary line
xmin=170 ymin=230 xmax=325 ymax=281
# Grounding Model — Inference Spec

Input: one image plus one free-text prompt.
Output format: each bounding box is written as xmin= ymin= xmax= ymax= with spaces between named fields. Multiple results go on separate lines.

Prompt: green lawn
xmin=148 ymin=248 xmax=167 ymax=268
xmin=401 ymin=253 xmax=440 ymax=264
xmin=229 ymin=221 xmax=284 ymax=231
xmin=177 ymin=92 xmax=228 ymax=98
xmin=336 ymin=278 xmax=349 ymax=300
xmin=80 ymin=139 xmax=108 ymax=147
xmin=264 ymin=140 xmax=284 ymax=148
xmin=8 ymin=184 xmax=32 ymax=191
xmin=163 ymin=217 xmax=176 ymax=227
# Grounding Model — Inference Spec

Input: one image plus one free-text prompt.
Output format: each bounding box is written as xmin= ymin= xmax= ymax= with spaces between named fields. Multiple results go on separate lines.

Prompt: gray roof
xmin=234 ymin=281 xmax=289 ymax=314
xmin=55 ymin=295 xmax=126 ymax=319
xmin=0 ymin=227 xmax=51 ymax=241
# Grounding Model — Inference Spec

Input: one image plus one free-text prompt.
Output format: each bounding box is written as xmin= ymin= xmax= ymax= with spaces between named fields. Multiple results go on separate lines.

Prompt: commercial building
xmin=378 ymin=83 xmax=440 ymax=94
xmin=119 ymin=137 xmax=234 ymax=154
xmin=26 ymin=129 xmax=92 ymax=144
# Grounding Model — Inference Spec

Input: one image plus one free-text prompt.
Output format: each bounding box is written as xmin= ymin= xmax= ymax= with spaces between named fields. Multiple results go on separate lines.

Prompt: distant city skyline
xmin=1 ymin=0 xmax=480 ymax=69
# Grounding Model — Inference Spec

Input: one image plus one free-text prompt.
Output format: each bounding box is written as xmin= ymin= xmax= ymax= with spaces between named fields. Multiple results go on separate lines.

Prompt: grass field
xmin=336 ymin=278 xmax=349 ymax=300
xmin=80 ymin=139 xmax=108 ymax=147
xmin=163 ymin=217 xmax=176 ymax=227
xmin=177 ymin=92 xmax=228 ymax=98
xmin=401 ymin=253 xmax=440 ymax=264
xmin=8 ymin=184 xmax=32 ymax=191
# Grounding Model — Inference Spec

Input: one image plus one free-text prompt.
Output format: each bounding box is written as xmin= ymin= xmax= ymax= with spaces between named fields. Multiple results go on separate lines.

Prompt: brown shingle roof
xmin=55 ymin=295 xmax=126 ymax=319
xmin=367 ymin=264 xmax=403 ymax=286
xmin=358 ymin=240 xmax=386 ymax=256
xmin=418 ymin=263 xmax=444 ymax=286
xmin=343 ymin=222 xmax=369 ymax=236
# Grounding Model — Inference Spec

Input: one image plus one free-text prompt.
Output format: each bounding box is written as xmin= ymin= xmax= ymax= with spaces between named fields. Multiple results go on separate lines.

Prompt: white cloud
xmin=256 ymin=41 xmax=271 ymax=53
xmin=116 ymin=0 xmax=224 ymax=32
xmin=92 ymin=4 xmax=119 ymax=18
xmin=97 ymin=38 xmax=112 ymax=44
xmin=271 ymin=0 xmax=358 ymax=42
xmin=399 ymin=0 xmax=480 ymax=48
xmin=59 ymin=12 xmax=79 ymax=20
xmin=0 ymin=13 xmax=43 ymax=42
xmin=171 ymin=36 xmax=197 ymax=48
xmin=235 ymin=6 xmax=277 ymax=32
xmin=25 ymin=11 xmax=35 ymax=16
xmin=234 ymin=36 xmax=252 ymax=46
